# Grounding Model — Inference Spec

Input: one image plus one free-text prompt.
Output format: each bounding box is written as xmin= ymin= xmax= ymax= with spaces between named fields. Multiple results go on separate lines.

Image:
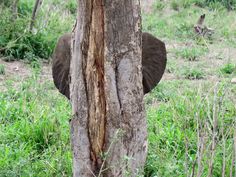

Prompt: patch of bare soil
xmin=0 ymin=59 xmax=53 ymax=91
xmin=41 ymin=62 xmax=53 ymax=81
xmin=141 ymin=0 xmax=156 ymax=13
xmin=0 ymin=59 xmax=53 ymax=80
xmin=0 ymin=60 xmax=31 ymax=81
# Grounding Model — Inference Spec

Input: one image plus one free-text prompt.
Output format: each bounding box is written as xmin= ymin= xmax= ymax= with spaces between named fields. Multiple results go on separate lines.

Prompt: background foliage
xmin=0 ymin=0 xmax=76 ymax=61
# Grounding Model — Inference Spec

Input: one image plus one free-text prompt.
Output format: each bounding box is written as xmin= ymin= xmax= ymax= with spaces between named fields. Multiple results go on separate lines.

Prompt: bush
xmin=205 ymin=0 xmax=236 ymax=10
xmin=174 ymin=0 xmax=236 ymax=10
xmin=220 ymin=63 xmax=236 ymax=74
xmin=0 ymin=0 xmax=75 ymax=62
xmin=65 ymin=0 xmax=77 ymax=14
xmin=171 ymin=0 xmax=180 ymax=10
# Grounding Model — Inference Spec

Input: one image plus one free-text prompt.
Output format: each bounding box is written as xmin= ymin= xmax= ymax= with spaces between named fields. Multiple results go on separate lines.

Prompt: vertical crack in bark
xmin=85 ymin=0 xmax=106 ymax=173
xmin=115 ymin=61 xmax=122 ymax=115
xmin=82 ymin=12 xmax=91 ymax=174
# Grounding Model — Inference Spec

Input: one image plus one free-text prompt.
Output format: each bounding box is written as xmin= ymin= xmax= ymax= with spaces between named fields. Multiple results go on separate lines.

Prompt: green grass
xmin=1 ymin=0 xmax=236 ymax=176
xmin=182 ymin=67 xmax=205 ymax=79
xmin=144 ymin=81 xmax=236 ymax=176
xmin=0 ymin=64 xmax=5 ymax=75
xmin=0 ymin=74 xmax=72 ymax=176
xmin=175 ymin=47 xmax=207 ymax=61
xmin=170 ymin=0 xmax=180 ymax=11
xmin=220 ymin=63 xmax=236 ymax=74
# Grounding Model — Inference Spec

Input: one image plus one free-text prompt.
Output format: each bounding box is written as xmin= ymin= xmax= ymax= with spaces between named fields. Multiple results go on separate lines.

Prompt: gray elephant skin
xmin=52 ymin=32 xmax=167 ymax=99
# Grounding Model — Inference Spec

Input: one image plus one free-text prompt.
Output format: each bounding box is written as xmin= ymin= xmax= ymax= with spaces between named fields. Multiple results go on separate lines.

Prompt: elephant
xmin=52 ymin=32 xmax=167 ymax=99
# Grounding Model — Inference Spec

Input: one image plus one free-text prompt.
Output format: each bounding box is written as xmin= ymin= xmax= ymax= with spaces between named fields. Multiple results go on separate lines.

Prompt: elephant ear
xmin=52 ymin=32 xmax=167 ymax=99
xmin=142 ymin=32 xmax=167 ymax=94
xmin=52 ymin=33 xmax=71 ymax=99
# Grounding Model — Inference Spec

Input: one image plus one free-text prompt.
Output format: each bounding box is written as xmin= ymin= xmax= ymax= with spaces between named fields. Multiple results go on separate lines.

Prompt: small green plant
xmin=166 ymin=61 xmax=176 ymax=73
xmin=194 ymin=0 xmax=205 ymax=7
xmin=179 ymin=0 xmax=192 ymax=8
xmin=171 ymin=0 xmax=179 ymax=10
xmin=0 ymin=64 xmax=5 ymax=75
xmin=220 ymin=63 xmax=236 ymax=74
xmin=65 ymin=0 xmax=77 ymax=14
xmin=182 ymin=67 xmax=205 ymax=79
xmin=175 ymin=47 xmax=207 ymax=61
xmin=153 ymin=1 xmax=165 ymax=11
xmin=175 ymin=23 xmax=194 ymax=38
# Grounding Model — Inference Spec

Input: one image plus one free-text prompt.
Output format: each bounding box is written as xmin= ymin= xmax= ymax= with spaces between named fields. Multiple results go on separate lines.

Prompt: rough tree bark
xmin=70 ymin=0 xmax=147 ymax=176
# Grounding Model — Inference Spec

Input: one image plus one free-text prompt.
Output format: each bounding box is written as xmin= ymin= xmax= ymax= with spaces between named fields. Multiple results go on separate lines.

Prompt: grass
xmin=220 ymin=63 xmax=236 ymax=74
xmin=182 ymin=67 xmax=205 ymax=79
xmin=144 ymin=80 xmax=236 ymax=176
xmin=175 ymin=47 xmax=207 ymax=61
xmin=0 ymin=0 xmax=236 ymax=176
xmin=170 ymin=0 xmax=180 ymax=11
xmin=0 ymin=64 xmax=5 ymax=75
xmin=0 ymin=73 xmax=72 ymax=176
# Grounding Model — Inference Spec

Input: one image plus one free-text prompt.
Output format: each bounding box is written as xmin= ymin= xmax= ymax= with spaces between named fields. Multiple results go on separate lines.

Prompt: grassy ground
xmin=0 ymin=1 xmax=236 ymax=177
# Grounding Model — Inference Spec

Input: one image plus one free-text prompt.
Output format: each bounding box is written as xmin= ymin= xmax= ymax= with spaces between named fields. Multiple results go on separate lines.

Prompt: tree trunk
xmin=70 ymin=0 xmax=147 ymax=176
xmin=29 ymin=0 xmax=43 ymax=32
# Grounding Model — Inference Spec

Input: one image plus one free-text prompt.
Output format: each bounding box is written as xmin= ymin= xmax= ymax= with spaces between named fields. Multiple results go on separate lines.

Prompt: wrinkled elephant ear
xmin=142 ymin=32 xmax=167 ymax=94
xmin=52 ymin=33 xmax=71 ymax=99
xmin=52 ymin=32 xmax=167 ymax=100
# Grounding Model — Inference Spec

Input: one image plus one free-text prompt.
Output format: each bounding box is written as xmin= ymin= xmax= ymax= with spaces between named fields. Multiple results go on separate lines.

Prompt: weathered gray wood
xmin=103 ymin=1 xmax=147 ymax=176
xmin=70 ymin=0 xmax=147 ymax=176
xmin=70 ymin=1 xmax=92 ymax=176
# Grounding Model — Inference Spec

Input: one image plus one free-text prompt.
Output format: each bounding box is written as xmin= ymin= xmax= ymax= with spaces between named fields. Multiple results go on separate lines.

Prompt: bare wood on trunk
xmin=70 ymin=0 xmax=147 ymax=176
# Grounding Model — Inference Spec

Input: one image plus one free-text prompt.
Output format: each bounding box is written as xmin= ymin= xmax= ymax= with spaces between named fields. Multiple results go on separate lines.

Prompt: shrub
xmin=0 ymin=0 xmax=75 ymax=62
xmin=173 ymin=0 xmax=236 ymax=10
xmin=220 ymin=63 xmax=236 ymax=74
xmin=171 ymin=0 xmax=179 ymax=10
xmin=205 ymin=0 xmax=236 ymax=10
xmin=65 ymin=0 xmax=77 ymax=14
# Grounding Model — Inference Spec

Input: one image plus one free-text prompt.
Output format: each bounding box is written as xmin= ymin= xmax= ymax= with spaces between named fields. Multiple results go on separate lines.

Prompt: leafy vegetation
xmin=182 ymin=67 xmax=205 ymax=79
xmin=175 ymin=47 xmax=207 ymax=61
xmin=220 ymin=63 xmax=236 ymax=74
xmin=0 ymin=0 xmax=75 ymax=62
xmin=0 ymin=74 xmax=72 ymax=176
xmin=169 ymin=0 xmax=236 ymax=10
xmin=0 ymin=64 xmax=5 ymax=75
xmin=145 ymin=81 xmax=235 ymax=176
xmin=0 ymin=0 xmax=236 ymax=176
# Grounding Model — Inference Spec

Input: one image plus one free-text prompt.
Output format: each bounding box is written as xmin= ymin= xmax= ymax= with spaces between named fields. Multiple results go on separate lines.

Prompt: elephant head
xmin=52 ymin=32 xmax=167 ymax=99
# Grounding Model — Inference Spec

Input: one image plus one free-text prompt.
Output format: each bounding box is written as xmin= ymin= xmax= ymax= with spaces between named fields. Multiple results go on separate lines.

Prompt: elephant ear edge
xmin=51 ymin=32 xmax=167 ymax=99
xmin=52 ymin=33 xmax=71 ymax=100
xmin=142 ymin=32 xmax=167 ymax=94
